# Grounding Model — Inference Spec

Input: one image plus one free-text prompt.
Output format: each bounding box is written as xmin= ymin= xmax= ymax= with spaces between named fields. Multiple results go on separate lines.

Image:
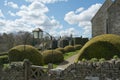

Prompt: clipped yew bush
xmin=8 ymin=45 xmax=43 ymax=66
xmin=77 ymin=34 xmax=120 ymax=61
xmin=55 ymin=47 xmax=65 ymax=54
xmin=0 ymin=55 xmax=9 ymax=65
xmin=64 ymin=45 xmax=75 ymax=52
xmin=42 ymin=50 xmax=64 ymax=64
xmin=74 ymin=44 xmax=82 ymax=50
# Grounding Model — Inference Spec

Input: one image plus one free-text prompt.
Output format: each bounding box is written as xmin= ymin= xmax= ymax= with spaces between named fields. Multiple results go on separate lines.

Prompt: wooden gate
xmin=24 ymin=59 xmax=50 ymax=80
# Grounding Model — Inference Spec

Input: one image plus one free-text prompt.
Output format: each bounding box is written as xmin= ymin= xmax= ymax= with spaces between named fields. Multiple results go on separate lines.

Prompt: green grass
xmin=64 ymin=50 xmax=79 ymax=60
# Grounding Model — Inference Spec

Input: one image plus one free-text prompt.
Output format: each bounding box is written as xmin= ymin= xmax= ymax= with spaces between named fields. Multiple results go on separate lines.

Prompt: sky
xmin=0 ymin=0 xmax=106 ymax=38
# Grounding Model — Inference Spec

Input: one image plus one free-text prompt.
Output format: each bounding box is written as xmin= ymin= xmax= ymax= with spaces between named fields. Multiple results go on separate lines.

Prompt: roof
xmin=91 ymin=0 xmax=113 ymax=22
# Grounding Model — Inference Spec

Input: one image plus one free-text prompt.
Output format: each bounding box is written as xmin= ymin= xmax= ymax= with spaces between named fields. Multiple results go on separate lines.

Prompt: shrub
xmin=81 ymin=58 xmax=87 ymax=62
xmin=99 ymin=58 xmax=106 ymax=62
xmin=113 ymin=55 xmax=119 ymax=60
xmin=3 ymin=64 xmax=11 ymax=71
xmin=8 ymin=45 xmax=43 ymax=66
xmin=0 ymin=55 xmax=9 ymax=65
xmin=64 ymin=45 xmax=75 ymax=52
xmin=77 ymin=34 xmax=120 ymax=61
xmin=74 ymin=45 xmax=82 ymax=50
xmin=55 ymin=48 xmax=65 ymax=54
xmin=90 ymin=58 xmax=98 ymax=62
xmin=42 ymin=50 xmax=64 ymax=64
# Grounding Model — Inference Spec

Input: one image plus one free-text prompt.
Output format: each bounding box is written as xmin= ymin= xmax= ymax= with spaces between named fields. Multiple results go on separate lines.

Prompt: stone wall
xmin=92 ymin=0 xmax=120 ymax=37
xmin=0 ymin=59 xmax=120 ymax=80
xmin=61 ymin=59 xmax=120 ymax=80
xmin=108 ymin=0 xmax=120 ymax=35
xmin=91 ymin=0 xmax=113 ymax=37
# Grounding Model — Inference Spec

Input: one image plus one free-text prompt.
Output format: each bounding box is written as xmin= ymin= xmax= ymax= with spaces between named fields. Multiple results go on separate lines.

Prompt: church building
xmin=91 ymin=0 xmax=120 ymax=37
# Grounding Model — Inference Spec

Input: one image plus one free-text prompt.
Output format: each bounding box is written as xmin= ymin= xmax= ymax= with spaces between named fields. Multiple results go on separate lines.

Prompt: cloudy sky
xmin=0 ymin=0 xmax=105 ymax=38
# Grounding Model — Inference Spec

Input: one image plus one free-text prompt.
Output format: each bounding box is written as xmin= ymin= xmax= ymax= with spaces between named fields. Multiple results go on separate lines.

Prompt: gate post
xmin=24 ymin=59 xmax=31 ymax=80
xmin=48 ymin=63 xmax=53 ymax=71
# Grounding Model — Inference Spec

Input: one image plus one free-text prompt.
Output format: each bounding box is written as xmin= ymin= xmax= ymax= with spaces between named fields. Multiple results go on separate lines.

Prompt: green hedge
xmin=64 ymin=45 xmax=75 ymax=52
xmin=77 ymin=34 xmax=120 ymax=61
xmin=42 ymin=50 xmax=64 ymax=64
xmin=8 ymin=45 xmax=43 ymax=66
xmin=74 ymin=45 xmax=82 ymax=50
xmin=0 ymin=55 xmax=9 ymax=65
xmin=55 ymin=48 xmax=65 ymax=54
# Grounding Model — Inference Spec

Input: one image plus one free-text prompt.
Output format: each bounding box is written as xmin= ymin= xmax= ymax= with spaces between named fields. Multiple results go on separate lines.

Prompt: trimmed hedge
xmin=55 ymin=48 xmax=65 ymax=54
xmin=0 ymin=55 xmax=9 ymax=65
xmin=64 ymin=45 xmax=75 ymax=52
xmin=42 ymin=50 xmax=64 ymax=64
xmin=74 ymin=45 xmax=82 ymax=50
xmin=8 ymin=45 xmax=43 ymax=66
xmin=77 ymin=34 xmax=120 ymax=61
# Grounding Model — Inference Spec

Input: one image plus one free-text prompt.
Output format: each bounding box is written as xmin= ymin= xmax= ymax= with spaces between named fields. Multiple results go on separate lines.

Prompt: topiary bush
xmin=74 ymin=44 xmax=82 ymax=50
xmin=42 ymin=50 xmax=64 ymax=64
xmin=55 ymin=48 xmax=65 ymax=54
xmin=0 ymin=55 xmax=9 ymax=65
xmin=8 ymin=45 xmax=43 ymax=66
xmin=64 ymin=45 xmax=75 ymax=52
xmin=77 ymin=34 xmax=120 ymax=61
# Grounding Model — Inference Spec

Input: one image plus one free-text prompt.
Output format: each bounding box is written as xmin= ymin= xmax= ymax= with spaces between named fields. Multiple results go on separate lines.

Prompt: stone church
xmin=91 ymin=0 xmax=120 ymax=37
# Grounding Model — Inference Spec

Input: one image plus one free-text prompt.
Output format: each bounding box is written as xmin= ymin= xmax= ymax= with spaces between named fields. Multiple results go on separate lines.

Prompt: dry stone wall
xmin=50 ymin=59 xmax=120 ymax=80
xmin=0 ymin=59 xmax=120 ymax=80
xmin=60 ymin=59 xmax=120 ymax=80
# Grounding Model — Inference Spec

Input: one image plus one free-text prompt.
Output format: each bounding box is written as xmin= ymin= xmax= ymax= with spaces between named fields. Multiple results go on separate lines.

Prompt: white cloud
xmin=25 ymin=0 xmax=68 ymax=3
xmin=8 ymin=11 xmax=16 ymax=16
xmin=0 ymin=10 xmax=5 ymax=18
xmin=64 ymin=11 xmax=79 ymax=24
xmin=75 ymin=7 xmax=84 ymax=13
xmin=16 ymin=1 xmax=62 ymax=30
xmin=64 ymin=3 xmax=102 ymax=37
xmin=59 ymin=28 xmax=79 ymax=37
xmin=0 ymin=19 xmax=31 ymax=33
xmin=4 ymin=1 xmax=19 ymax=9
xmin=0 ymin=1 xmax=62 ymax=34
xmin=17 ymin=1 xmax=49 ymax=18
xmin=46 ymin=27 xmax=79 ymax=37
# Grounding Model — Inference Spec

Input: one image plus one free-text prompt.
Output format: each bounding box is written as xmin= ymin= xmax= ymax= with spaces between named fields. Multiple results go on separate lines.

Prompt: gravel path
xmin=57 ymin=53 xmax=79 ymax=69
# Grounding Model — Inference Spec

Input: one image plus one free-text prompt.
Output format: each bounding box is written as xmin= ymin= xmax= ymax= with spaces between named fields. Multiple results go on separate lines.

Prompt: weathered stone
xmin=91 ymin=0 xmax=120 ymax=37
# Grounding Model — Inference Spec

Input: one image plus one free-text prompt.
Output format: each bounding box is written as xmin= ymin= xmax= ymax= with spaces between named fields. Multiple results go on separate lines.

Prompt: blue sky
xmin=0 ymin=0 xmax=105 ymax=38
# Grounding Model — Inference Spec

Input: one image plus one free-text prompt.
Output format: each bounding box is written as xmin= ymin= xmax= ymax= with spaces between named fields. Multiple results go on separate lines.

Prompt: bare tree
xmin=0 ymin=31 xmax=33 ymax=53
xmin=1 ymin=33 xmax=15 ymax=52
xmin=14 ymin=31 xmax=33 ymax=46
